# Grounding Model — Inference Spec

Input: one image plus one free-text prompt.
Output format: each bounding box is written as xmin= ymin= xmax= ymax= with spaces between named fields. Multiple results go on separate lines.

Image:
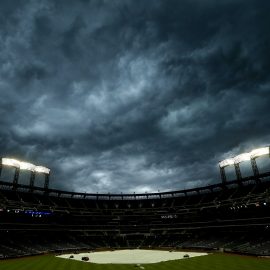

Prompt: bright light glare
xmin=234 ymin=153 xmax=251 ymax=164
xmin=35 ymin=166 xmax=50 ymax=174
xmin=19 ymin=161 xmax=36 ymax=171
xmin=2 ymin=158 xmax=20 ymax=168
xmin=219 ymin=158 xmax=234 ymax=168
xmin=250 ymin=147 xmax=270 ymax=159
xmin=1 ymin=158 xmax=50 ymax=174
xmin=220 ymin=146 xmax=270 ymax=168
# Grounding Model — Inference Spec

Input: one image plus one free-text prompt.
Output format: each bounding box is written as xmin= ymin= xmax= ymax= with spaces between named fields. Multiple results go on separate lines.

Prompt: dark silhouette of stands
xmin=1 ymin=174 xmax=270 ymax=258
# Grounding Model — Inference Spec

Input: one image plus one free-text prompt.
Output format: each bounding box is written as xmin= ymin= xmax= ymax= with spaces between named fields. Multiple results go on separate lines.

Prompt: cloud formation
xmin=0 ymin=0 xmax=270 ymax=193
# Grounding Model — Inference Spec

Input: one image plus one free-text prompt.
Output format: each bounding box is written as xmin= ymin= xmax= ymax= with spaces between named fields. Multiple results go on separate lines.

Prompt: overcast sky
xmin=0 ymin=0 xmax=270 ymax=193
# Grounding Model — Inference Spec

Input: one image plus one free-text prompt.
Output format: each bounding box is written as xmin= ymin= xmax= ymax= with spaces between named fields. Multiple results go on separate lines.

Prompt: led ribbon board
xmin=1 ymin=158 xmax=50 ymax=174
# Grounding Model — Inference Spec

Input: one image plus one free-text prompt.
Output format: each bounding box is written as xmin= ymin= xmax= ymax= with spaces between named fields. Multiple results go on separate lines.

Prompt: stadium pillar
xmin=251 ymin=158 xmax=259 ymax=176
xmin=220 ymin=167 xmax=226 ymax=184
xmin=44 ymin=173 xmax=50 ymax=189
xmin=29 ymin=171 xmax=36 ymax=190
xmin=13 ymin=167 xmax=20 ymax=189
xmin=234 ymin=163 xmax=242 ymax=184
xmin=251 ymin=158 xmax=261 ymax=183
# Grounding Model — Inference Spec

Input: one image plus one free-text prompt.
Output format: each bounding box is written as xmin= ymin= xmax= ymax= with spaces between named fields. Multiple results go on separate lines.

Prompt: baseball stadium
xmin=1 ymin=0 xmax=270 ymax=270
xmin=1 ymin=147 xmax=270 ymax=270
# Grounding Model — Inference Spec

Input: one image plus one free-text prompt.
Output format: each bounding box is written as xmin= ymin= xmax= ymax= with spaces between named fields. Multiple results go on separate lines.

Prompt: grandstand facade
xmin=1 ymin=169 xmax=270 ymax=258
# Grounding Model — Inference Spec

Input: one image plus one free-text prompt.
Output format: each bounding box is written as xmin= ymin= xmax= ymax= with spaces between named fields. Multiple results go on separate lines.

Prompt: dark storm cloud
xmin=0 ymin=0 xmax=270 ymax=193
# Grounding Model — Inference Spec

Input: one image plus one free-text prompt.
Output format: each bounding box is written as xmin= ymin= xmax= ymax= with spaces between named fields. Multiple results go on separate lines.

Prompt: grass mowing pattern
xmin=0 ymin=254 xmax=270 ymax=270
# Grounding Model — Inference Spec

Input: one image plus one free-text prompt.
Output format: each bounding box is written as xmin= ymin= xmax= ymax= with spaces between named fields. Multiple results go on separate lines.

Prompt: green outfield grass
xmin=0 ymin=253 xmax=270 ymax=270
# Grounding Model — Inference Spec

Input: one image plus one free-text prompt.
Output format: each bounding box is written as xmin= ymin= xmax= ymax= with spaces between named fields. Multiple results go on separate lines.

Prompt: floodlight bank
xmin=1 ymin=158 xmax=50 ymax=174
xmin=219 ymin=146 xmax=270 ymax=168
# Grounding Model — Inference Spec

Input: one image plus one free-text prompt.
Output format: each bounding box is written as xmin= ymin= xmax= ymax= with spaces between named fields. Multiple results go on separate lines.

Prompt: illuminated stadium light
xmin=1 ymin=158 xmax=50 ymax=174
xmin=233 ymin=153 xmax=251 ymax=164
xmin=2 ymin=158 xmax=21 ymax=168
xmin=219 ymin=158 xmax=234 ymax=168
xmin=250 ymin=147 xmax=270 ymax=159
xmin=219 ymin=146 xmax=270 ymax=183
xmin=1 ymin=157 xmax=50 ymax=189
xmin=19 ymin=161 xmax=36 ymax=172
xmin=219 ymin=146 xmax=270 ymax=168
xmin=35 ymin=166 xmax=50 ymax=174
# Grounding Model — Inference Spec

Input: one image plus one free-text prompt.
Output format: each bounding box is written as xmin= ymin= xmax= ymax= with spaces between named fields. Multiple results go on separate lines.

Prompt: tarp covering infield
xmin=57 ymin=249 xmax=208 ymax=264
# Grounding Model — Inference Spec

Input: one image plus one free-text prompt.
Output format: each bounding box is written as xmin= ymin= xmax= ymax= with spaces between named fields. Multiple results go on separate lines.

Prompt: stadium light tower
xmin=35 ymin=166 xmax=50 ymax=189
xmin=1 ymin=158 xmax=50 ymax=190
xmin=219 ymin=146 xmax=270 ymax=184
xmin=219 ymin=158 xmax=234 ymax=184
xmin=250 ymin=147 xmax=270 ymax=177
xmin=233 ymin=153 xmax=251 ymax=184
xmin=18 ymin=161 xmax=36 ymax=189
xmin=1 ymin=158 xmax=21 ymax=188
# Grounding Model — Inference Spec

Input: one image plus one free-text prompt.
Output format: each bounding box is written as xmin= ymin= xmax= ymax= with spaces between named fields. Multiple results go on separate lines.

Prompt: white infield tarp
xmin=57 ymin=249 xmax=208 ymax=264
